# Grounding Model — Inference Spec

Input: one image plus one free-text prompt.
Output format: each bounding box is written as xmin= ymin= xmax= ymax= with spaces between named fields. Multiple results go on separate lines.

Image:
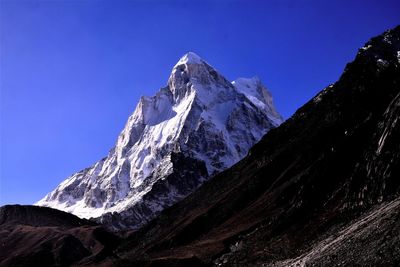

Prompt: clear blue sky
xmin=0 ymin=0 xmax=399 ymax=205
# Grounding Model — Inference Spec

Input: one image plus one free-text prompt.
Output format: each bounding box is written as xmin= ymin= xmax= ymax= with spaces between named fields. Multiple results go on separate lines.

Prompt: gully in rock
xmin=36 ymin=52 xmax=283 ymax=231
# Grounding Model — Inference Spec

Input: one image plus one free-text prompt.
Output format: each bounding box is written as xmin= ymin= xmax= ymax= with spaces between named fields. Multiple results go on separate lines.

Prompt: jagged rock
xmin=107 ymin=26 xmax=400 ymax=266
xmin=37 ymin=52 xmax=282 ymax=230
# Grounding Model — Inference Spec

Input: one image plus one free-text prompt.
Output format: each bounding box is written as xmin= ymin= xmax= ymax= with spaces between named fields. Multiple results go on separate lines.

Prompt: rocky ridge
xmin=37 ymin=52 xmax=282 ymax=230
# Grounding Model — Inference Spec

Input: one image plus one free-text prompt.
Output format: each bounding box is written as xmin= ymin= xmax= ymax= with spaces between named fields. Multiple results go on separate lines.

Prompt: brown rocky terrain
xmin=1 ymin=25 xmax=399 ymax=267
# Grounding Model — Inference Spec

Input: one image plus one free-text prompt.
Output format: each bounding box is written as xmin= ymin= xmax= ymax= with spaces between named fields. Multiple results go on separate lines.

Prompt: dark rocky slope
xmin=1 ymin=26 xmax=399 ymax=267
xmin=0 ymin=205 xmax=120 ymax=267
xmin=106 ymin=26 xmax=400 ymax=266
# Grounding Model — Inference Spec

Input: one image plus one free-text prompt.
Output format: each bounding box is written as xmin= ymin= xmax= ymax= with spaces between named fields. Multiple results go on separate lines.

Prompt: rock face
xmin=2 ymin=25 xmax=399 ymax=267
xmin=36 ymin=52 xmax=283 ymax=230
xmin=103 ymin=26 xmax=400 ymax=266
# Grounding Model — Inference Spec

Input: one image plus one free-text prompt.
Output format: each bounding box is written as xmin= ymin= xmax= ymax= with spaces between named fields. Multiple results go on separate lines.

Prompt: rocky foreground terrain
xmin=0 ymin=205 xmax=119 ymax=267
xmin=1 ymin=26 xmax=399 ymax=267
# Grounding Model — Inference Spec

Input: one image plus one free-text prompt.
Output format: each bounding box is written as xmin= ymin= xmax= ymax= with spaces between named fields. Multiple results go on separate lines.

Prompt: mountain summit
xmin=3 ymin=27 xmax=400 ymax=267
xmin=107 ymin=26 xmax=400 ymax=266
xmin=36 ymin=52 xmax=283 ymax=230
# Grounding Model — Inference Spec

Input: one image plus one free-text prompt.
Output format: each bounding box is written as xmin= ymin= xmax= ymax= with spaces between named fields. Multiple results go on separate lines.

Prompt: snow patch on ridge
xmin=174 ymin=52 xmax=203 ymax=67
xmin=233 ymin=77 xmax=284 ymax=125
xmin=37 ymin=52 xmax=283 ymax=229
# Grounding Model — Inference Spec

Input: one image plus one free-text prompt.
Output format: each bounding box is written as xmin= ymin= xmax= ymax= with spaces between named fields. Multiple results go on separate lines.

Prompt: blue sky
xmin=0 ymin=0 xmax=399 ymax=205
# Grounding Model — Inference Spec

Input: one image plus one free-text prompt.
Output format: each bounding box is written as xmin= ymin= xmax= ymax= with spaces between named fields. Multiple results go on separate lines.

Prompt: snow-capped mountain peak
xmin=37 ymin=52 xmax=283 ymax=230
xmin=174 ymin=51 xmax=203 ymax=66
xmin=168 ymin=52 xmax=232 ymax=102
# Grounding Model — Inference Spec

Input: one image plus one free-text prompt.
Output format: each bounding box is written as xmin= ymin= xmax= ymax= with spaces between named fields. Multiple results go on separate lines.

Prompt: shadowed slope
xmin=0 ymin=205 xmax=120 ymax=267
xmin=1 ymin=26 xmax=399 ymax=267
xmin=111 ymin=26 xmax=400 ymax=266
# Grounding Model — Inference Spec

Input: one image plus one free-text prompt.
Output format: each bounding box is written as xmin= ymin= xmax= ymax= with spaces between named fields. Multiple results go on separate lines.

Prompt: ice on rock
xmin=36 ymin=52 xmax=283 ymax=230
xmin=233 ymin=77 xmax=283 ymax=125
xmin=174 ymin=51 xmax=203 ymax=66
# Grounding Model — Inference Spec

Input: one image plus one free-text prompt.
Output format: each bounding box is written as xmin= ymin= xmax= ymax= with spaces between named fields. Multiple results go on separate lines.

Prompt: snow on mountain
xmin=36 ymin=52 xmax=283 ymax=230
xmin=232 ymin=77 xmax=283 ymax=125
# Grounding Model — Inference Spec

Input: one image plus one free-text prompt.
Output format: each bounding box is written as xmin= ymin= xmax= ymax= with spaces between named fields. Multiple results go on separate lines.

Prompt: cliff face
xmin=3 ymin=26 xmax=399 ymax=267
xmin=37 ymin=52 xmax=282 ymax=230
xmin=109 ymin=26 xmax=400 ymax=266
